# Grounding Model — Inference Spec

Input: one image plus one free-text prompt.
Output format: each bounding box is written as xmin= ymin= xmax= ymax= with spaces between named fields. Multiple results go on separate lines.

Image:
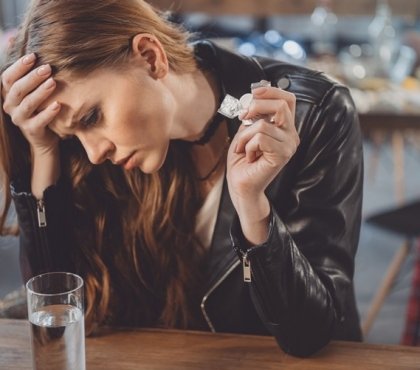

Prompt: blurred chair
xmin=362 ymin=199 xmax=420 ymax=337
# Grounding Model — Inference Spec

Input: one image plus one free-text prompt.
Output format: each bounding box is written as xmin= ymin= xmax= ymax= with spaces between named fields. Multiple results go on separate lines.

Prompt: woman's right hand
xmin=1 ymin=53 xmax=61 ymax=155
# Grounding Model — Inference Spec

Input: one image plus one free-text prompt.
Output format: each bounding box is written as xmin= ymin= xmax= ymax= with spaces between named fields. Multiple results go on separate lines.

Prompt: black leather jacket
xmin=12 ymin=41 xmax=363 ymax=357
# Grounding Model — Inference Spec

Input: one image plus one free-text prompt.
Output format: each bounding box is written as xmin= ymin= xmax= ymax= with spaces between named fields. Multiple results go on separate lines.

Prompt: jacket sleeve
xmin=230 ymin=85 xmax=363 ymax=357
xmin=11 ymin=178 xmax=75 ymax=283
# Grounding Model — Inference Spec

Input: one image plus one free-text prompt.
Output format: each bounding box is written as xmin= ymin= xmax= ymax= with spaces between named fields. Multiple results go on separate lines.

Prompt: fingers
xmin=235 ymin=119 xmax=290 ymax=153
xmin=235 ymin=99 xmax=297 ymax=149
xmin=1 ymin=54 xmax=58 ymax=136
xmin=3 ymin=64 xmax=53 ymax=113
xmin=24 ymin=101 xmax=61 ymax=135
xmin=242 ymin=100 xmax=294 ymax=129
xmin=253 ymin=86 xmax=296 ymax=113
xmin=243 ymin=131 xmax=299 ymax=164
xmin=233 ymin=113 xmax=300 ymax=165
xmin=241 ymin=86 xmax=296 ymax=124
xmin=1 ymin=53 xmax=37 ymax=98
xmin=10 ymin=77 xmax=57 ymax=123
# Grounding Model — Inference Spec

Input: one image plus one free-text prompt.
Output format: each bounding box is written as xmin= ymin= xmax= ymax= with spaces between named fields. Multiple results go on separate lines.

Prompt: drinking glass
xmin=26 ymin=272 xmax=86 ymax=370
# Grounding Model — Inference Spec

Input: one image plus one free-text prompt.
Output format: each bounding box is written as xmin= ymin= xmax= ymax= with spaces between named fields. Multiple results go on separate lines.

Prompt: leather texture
xmin=12 ymin=40 xmax=363 ymax=357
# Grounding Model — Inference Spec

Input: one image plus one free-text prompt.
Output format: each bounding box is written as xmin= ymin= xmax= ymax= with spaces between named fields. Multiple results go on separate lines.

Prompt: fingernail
xmin=37 ymin=64 xmax=51 ymax=76
xmin=242 ymin=119 xmax=254 ymax=126
xmin=234 ymin=143 xmax=238 ymax=153
xmin=22 ymin=53 xmax=36 ymax=65
xmin=51 ymin=101 xmax=60 ymax=111
xmin=252 ymin=87 xmax=267 ymax=95
xmin=238 ymin=109 xmax=248 ymax=120
xmin=251 ymin=80 xmax=271 ymax=90
xmin=44 ymin=78 xmax=55 ymax=88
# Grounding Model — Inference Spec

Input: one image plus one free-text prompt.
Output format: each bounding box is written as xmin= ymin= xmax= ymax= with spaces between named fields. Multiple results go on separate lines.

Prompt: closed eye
xmin=80 ymin=106 xmax=101 ymax=128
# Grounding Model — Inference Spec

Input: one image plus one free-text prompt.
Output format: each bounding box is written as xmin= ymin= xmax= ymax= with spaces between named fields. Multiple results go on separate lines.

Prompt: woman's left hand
xmin=226 ymin=86 xmax=299 ymax=243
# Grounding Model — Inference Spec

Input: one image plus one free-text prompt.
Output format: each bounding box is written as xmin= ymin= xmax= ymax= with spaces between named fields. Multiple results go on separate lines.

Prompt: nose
xmin=78 ymin=134 xmax=114 ymax=165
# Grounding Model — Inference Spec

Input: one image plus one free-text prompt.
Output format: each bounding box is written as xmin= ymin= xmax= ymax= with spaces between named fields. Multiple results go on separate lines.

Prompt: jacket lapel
xmin=194 ymin=41 xmax=267 ymax=292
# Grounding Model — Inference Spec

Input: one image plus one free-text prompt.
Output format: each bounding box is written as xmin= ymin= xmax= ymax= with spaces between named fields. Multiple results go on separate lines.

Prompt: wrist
xmin=234 ymin=195 xmax=270 ymax=246
xmin=31 ymin=145 xmax=61 ymax=199
xmin=31 ymin=143 xmax=59 ymax=159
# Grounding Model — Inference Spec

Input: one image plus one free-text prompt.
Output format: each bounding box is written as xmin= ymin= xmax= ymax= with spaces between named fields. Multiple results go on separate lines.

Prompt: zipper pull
xmin=243 ymin=253 xmax=251 ymax=283
xmin=36 ymin=200 xmax=47 ymax=228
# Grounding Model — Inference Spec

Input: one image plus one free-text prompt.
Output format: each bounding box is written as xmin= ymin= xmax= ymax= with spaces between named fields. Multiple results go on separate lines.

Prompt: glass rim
xmin=26 ymin=271 xmax=84 ymax=297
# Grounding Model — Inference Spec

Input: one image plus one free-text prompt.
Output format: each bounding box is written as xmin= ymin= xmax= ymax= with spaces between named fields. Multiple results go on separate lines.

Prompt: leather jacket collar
xmin=194 ymin=41 xmax=267 ymax=295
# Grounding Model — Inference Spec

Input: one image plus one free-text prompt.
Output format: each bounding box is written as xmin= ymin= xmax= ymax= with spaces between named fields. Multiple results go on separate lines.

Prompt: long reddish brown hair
xmin=0 ymin=0 xmax=206 ymax=333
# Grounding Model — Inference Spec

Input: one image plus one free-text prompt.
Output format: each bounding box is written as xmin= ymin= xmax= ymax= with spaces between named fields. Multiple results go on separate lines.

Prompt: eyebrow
xmin=52 ymin=100 xmax=97 ymax=139
xmin=48 ymin=104 xmax=84 ymax=139
xmin=67 ymin=102 xmax=89 ymax=129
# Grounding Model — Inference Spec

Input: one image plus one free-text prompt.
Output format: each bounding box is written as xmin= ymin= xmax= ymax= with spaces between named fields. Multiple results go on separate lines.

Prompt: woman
xmin=0 ymin=0 xmax=363 ymax=357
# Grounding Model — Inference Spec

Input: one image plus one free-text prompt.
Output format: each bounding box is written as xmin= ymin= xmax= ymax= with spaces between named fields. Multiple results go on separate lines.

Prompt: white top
xmin=195 ymin=173 xmax=225 ymax=249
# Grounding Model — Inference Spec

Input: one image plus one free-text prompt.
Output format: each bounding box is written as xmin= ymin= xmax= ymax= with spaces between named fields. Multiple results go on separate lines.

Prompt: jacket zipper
xmin=200 ymin=259 xmax=240 ymax=332
xmin=28 ymin=196 xmax=51 ymax=268
xmin=242 ymin=250 xmax=252 ymax=283
xmin=200 ymin=250 xmax=253 ymax=331
xmin=36 ymin=199 xmax=47 ymax=227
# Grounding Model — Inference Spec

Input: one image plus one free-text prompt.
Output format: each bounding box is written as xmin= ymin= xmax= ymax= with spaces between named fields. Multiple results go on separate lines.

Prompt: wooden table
xmin=359 ymin=112 xmax=420 ymax=133
xmin=1 ymin=319 xmax=420 ymax=370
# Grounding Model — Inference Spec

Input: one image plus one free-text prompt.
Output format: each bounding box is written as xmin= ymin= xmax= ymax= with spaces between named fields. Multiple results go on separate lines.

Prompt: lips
xmin=123 ymin=155 xmax=136 ymax=170
xmin=113 ymin=157 xmax=129 ymax=166
xmin=113 ymin=153 xmax=133 ymax=166
xmin=112 ymin=152 xmax=138 ymax=170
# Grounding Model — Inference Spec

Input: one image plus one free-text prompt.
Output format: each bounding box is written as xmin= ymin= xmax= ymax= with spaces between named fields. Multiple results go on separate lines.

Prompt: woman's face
xmin=47 ymin=66 xmax=176 ymax=173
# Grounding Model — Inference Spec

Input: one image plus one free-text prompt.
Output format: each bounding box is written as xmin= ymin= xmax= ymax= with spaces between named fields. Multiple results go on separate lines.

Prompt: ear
xmin=131 ymin=33 xmax=169 ymax=79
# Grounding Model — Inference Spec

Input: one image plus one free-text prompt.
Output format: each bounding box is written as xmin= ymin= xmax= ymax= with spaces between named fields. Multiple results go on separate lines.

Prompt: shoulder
xmin=193 ymin=40 xmax=352 ymax=109
xmin=255 ymin=56 xmax=351 ymax=109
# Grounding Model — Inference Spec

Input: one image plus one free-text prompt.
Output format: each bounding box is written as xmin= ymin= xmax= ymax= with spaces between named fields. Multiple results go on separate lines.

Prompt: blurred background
xmin=1 ymin=0 xmax=420 ymax=345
